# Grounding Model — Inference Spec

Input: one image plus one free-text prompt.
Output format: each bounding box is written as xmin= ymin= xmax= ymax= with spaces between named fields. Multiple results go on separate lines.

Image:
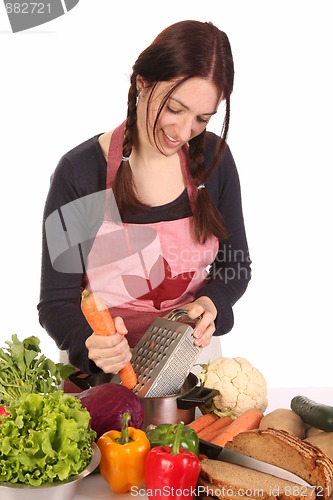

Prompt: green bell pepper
xmin=146 ymin=422 xmax=199 ymax=456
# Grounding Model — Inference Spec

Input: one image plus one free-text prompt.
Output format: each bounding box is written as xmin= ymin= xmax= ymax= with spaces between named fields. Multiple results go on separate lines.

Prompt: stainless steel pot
xmin=140 ymin=372 xmax=219 ymax=429
xmin=67 ymin=371 xmax=219 ymax=430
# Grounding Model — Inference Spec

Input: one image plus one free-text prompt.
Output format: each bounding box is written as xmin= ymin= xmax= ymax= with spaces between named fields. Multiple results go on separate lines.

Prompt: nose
xmin=176 ymin=115 xmax=194 ymax=143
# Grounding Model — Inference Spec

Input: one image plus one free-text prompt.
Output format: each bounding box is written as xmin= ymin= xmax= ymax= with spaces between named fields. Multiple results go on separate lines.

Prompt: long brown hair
xmin=113 ymin=20 xmax=234 ymax=243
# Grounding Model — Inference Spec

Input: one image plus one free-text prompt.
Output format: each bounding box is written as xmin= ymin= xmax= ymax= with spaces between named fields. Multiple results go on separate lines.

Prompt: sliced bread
xmin=199 ymin=458 xmax=316 ymax=500
xmin=224 ymin=428 xmax=333 ymax=499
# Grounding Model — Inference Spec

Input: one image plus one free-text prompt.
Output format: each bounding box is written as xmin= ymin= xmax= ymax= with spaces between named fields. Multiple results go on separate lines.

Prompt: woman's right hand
xmin=85 ymin=317 xmax=132 ymax=374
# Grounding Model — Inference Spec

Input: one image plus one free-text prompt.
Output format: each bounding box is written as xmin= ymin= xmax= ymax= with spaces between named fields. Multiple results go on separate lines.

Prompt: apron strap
xmin=106 ymin=121 xmax=126 ymax=189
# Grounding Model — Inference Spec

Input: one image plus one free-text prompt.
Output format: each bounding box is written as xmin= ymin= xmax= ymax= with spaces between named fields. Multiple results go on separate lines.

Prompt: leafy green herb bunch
xmin=0 ymin=334 xmax=75 ymax=405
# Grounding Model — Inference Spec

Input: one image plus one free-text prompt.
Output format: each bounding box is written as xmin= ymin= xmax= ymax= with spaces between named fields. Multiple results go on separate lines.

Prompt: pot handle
xmin=67 ymin=370 xmax=114 ymax=391
xmin=67 ymin=371 xmax=93 ymax=391
xmin=176 ymin=386 xmax=220 ymax=409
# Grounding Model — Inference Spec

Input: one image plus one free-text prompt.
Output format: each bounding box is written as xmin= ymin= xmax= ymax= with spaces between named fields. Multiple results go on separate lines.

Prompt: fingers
xmin=180 ymin=307 xmax=215 ymax=347
xmin=193 ymin=313 xmax=216 ymax=348
xmin=193 ymin=322 xmax=215 ymax=347
xmin=85 ymin=317 xmax=132 ymax=374
xmin=113 ymin=316 xmax=128 ymax=335
xmin=180 ymin=297 xmax=217 ymax=348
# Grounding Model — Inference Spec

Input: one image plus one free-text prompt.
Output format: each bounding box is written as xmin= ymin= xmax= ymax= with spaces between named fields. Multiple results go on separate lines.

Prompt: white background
xmin=1 ymin=1 xmax=332 ymax=391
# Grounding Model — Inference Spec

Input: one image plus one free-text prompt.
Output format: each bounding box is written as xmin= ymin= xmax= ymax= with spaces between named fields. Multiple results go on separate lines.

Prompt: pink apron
xmin=85 ymin=123 xmax=219 ymax=347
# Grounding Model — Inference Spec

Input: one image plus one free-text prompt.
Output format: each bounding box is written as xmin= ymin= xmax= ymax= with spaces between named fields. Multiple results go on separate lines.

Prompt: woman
xmin=38 ymin=20 xmax=251 ymax=381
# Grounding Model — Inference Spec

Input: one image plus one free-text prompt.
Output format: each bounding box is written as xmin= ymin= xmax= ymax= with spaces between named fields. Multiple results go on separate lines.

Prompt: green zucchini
xmin=291 ymin=395 xmax=333 ymax=432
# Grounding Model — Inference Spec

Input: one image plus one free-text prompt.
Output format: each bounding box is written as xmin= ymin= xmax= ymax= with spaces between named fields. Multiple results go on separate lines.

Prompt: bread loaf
xmin=224 ymin=428 xmax=333 ymax=499
xmin=199 ymin=458 xmax=315 ymax=500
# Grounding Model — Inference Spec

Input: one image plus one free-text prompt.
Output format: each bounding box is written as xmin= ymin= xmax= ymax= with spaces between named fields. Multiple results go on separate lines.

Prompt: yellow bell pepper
xmin=97 ymin=412 xmax=150 ymax=493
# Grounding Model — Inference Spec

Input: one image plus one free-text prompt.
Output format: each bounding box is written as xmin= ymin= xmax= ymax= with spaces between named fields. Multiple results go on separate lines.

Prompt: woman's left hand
xmin=180 ymin=296 xmax=217 ymax=348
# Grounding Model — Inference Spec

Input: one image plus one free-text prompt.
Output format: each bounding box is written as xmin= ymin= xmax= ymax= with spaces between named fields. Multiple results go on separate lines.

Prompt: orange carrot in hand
xmin=81 ymin=289 xmax=116 ymax=333
xmin=198 ymin=415 xmax=233 ymax=441
xmin=81 ymin=289 xmax=137 ymax=390
xmin=210 ymin=409 xmax=264 ymax=447
xmin=187 ymin=413 xmax=219 ymax=434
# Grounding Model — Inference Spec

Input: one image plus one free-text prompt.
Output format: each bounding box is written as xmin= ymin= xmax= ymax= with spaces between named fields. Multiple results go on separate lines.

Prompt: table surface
xmin=74 ymin=386 xmax=333 ymax=499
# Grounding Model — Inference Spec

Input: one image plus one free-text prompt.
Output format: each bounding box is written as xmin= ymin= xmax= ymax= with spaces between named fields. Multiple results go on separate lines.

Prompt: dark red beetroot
xmin=76 ymin=383 xmax=144 ymax=438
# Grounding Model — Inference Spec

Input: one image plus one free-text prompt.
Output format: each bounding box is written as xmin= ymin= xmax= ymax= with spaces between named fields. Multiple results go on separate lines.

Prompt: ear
xmin=136 ymin=75 xmax=147 ymax=92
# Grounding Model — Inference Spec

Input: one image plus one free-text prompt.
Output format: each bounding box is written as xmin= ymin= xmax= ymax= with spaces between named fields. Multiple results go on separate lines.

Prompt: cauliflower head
xmin=200 ymin=357 xmax=268 ymax=418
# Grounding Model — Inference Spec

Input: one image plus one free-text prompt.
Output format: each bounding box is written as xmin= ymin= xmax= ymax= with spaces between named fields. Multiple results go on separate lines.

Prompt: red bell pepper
xmin=145 ymin=421 xmax=200 ymax=499
xmin=0 ymin=406 xmax=9 ymax=423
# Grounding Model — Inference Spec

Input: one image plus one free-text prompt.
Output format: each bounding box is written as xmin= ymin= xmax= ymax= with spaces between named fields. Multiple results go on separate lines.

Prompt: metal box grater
xmin=113 ymin=310 xmax=201 ymax=398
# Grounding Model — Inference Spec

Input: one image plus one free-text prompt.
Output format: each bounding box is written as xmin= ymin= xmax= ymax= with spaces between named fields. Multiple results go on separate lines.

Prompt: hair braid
xmin=112 ymin=79 xmax=148 ymax=218
xmin=122 ymin=76 xmax=138 ymax=158
xmin=188 ymin=131 xmax=228 ymax=244
xmin=188 ymin=132 xmax=206 ymax=185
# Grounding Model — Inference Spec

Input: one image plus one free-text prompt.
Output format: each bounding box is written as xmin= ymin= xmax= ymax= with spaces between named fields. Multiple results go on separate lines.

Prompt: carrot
xmin=198 ymin=415 xmax=233 ymax=441
xmin=199 ymin=427 xmax=230 ymax=443
xmin=81 ymin=289 xmax=137 ymax=390
xmin=210 ymin=409 xmax=264 ymax=447
xmin=187 ymin=413 xmax=219 ymax=434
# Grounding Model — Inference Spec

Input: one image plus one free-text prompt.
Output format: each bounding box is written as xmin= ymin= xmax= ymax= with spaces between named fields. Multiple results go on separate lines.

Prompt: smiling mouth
xmin=165 ymin=133 xmax=177 ymax=142
xmin=163 ymin=131 xmax=181 ymax=145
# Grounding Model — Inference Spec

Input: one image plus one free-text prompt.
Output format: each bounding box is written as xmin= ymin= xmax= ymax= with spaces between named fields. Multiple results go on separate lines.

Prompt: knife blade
xmin=199 ymin=439 xmax=312 ymax=487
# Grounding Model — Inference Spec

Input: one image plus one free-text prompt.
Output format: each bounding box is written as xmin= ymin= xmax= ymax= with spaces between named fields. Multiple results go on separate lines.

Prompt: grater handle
xmin=176 ymin=386 xmax=220 ymax=409
xmin=167 ymin=308 xmax=202 ymax=326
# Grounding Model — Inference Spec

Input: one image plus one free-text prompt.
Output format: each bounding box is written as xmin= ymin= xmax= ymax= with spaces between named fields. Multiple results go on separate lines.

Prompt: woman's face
xmin=136 ymin=77 xmax=223 ymax=156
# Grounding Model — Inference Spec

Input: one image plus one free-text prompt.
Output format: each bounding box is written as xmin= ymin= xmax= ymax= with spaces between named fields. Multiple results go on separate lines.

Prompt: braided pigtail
xmin=112 ymin=76 xmax=148 ymax=219
xmin=122 ymin=74 xmax=138 ymax=159
xmin=188 ymin=125 xmax=229 ymax=244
